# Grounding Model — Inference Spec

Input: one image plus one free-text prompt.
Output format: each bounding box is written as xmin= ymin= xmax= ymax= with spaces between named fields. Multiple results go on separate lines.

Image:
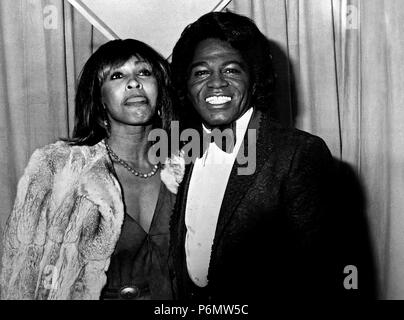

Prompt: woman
xmin=0 ymin=39 xmax=184 ymax=300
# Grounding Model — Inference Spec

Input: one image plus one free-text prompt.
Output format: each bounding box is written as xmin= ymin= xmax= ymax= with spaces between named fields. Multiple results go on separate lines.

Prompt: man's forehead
xmin=190 ymin=39 xmax=246 ymax=65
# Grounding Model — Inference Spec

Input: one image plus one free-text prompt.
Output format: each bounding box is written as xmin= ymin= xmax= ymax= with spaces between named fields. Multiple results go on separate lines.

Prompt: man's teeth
xmin=205 ymin=96 xmax=232 ymax=105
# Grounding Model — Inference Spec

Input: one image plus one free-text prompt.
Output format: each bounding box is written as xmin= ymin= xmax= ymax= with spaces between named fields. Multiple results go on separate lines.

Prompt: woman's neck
xmin=106 ymin=125 xmax=155 ymax=168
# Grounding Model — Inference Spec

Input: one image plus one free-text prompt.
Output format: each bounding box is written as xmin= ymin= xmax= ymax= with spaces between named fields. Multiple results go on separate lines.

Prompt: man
xmin=169 ymin=11 xmax=337 ymax=301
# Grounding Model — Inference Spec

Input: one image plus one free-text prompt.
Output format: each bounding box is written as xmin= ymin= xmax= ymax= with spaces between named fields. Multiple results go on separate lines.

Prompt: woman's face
xmin=101 ymin=56 xmax=158 ymax=130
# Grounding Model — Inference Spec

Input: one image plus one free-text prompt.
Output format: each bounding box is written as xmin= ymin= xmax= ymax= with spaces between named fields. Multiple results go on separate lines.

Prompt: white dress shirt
xmin=184 ymin=108 xmax=253 ymax=287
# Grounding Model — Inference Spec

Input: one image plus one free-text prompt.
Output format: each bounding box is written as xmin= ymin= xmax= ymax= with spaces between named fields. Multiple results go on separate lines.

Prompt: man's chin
xmin=199 ymin=112 xmax=234 ymax=127
xmin=202 ymin=117 xmax=232 ymax=128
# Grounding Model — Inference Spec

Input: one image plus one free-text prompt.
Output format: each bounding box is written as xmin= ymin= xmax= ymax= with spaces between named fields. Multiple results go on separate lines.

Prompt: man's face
xmin=186 ymin=38 xmax=252 ymax=128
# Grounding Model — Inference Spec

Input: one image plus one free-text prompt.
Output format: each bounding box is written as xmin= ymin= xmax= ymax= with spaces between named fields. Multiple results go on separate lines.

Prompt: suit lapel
xmin=171 ymin=110 xmax=272 ymax=290
xmin=172 ymin=161 xmax=194 ymax=244
xmin=211 ymin=110 xmax=272 ymax=249
xmin=169 ymin=161 xmax=194 ymax=296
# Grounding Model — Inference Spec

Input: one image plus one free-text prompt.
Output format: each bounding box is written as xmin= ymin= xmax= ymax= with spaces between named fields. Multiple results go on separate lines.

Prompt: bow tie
xmin=202 ymin=124 xmax=237 ymax=154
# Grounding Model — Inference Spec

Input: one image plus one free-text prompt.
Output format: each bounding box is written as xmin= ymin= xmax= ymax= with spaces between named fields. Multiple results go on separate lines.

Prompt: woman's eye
xmin=110 ymin=72 xmax=123 ymax=80
xmin=138 ymin=69 xmax=152 ymax=76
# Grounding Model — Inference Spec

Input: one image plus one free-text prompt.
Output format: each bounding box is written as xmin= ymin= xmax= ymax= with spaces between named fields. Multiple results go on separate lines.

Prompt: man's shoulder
xmin=266 ymin=120 xmax=328 ymax=149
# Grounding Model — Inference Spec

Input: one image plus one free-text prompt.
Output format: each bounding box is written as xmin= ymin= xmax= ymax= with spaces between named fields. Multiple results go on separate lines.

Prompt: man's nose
xmin=207 ymin=72 xmax=228 ymax=88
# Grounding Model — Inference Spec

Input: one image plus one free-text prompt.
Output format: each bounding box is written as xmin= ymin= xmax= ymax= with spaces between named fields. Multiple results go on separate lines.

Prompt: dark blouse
xmin=101 ymin=183 xmax=175 ymax=300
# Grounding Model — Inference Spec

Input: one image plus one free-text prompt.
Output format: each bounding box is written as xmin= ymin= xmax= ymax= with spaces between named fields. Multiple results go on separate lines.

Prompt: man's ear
xmin=251 ymin=83 xmax=257 ymax=96
xmin=186 ymin=90 xmax=193 ymax=104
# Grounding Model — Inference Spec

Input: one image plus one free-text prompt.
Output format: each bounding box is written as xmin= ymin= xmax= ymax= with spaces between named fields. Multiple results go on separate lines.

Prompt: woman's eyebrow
xmin=132 ymin=60 xmax=154 ymax=68
xmin=109 ymin=64 xmax=127 ymax=72
xmin=109 ymin=61 xmax=151 ymax=72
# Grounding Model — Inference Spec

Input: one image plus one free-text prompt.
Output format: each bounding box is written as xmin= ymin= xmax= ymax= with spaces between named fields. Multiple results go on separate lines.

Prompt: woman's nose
xmin=207 ymin=72 xmax=228 ymax=88
xmin=126 ymin=77 xmax=141 ymax=90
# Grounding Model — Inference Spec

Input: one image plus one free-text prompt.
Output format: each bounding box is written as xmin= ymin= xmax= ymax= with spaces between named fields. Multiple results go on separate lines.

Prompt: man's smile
xmin=205 ymin=95 xmax=232 ymax=105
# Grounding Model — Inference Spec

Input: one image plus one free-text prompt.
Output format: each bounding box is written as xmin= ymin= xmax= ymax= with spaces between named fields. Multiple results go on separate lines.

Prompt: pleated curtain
xmin=228 ymin=0 xmax=404 ymax=299
xmin=1 ymin=0 xmax=404 ymax=299
xmin=0 ymin=0 xmax=107 ymax=276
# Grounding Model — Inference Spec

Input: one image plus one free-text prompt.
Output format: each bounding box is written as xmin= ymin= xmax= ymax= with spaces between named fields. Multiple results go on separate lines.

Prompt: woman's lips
xmin=124 ymin=96 xmax=148 ymax=105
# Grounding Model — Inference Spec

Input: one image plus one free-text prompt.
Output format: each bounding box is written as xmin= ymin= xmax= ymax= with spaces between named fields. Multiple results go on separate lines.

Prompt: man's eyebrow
xmin=188 ymin=60 xmax=247 ymax=70
xmin=188 ymin=61 xmax=207 ymax=70
xmin=222 ymin=60 xmax=248 ymax=69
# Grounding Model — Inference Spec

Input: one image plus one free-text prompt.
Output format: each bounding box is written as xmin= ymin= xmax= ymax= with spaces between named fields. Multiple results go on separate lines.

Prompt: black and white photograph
xmin=0 ymin=0 xmax=402 ymax=315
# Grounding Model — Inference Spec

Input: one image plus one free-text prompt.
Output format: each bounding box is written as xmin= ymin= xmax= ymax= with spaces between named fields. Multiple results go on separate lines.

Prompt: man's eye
xmin=110 ymin=72 xmax=123 ymax=80
xmin=138 ymin=69 xmax=152 ymax=76
xmin=193 ymin=70 xmax=209 ymax=77
xmin=224 ymin=68 xmax=241 ymax=74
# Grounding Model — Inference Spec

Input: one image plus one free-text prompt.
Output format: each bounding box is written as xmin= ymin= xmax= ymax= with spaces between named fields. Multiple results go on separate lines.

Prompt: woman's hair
xmin=70 ymin=39 xmax=175 ymax=146
xmin=171 ymin=11 xmax=276 ymax=128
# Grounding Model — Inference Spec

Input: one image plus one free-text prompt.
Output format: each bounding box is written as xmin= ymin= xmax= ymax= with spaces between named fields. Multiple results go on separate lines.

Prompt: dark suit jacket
xmin=169 ymin=110 xmax=338 ymax=301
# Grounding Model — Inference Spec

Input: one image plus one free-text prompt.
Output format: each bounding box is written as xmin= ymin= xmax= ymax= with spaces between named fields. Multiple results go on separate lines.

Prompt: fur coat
xmin=0 ymin=140 xmax=184 ymax=300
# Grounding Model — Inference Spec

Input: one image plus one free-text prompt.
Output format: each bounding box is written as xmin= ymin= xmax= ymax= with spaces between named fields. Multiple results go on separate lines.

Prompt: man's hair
xmin=70 ymin=39 xmax=175 ymax=146
xmin=171 ymin=11 xmax=276 ymax=128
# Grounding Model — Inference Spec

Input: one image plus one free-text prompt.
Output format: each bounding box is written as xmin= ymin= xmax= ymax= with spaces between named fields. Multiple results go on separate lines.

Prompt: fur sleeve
xmin=0 ymin=146 xmax=56 ymax=299
xmin=1 ymin=142 xmax=124 ymax=300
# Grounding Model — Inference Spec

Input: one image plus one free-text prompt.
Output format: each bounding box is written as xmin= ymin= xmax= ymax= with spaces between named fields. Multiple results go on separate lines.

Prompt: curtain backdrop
xmin=228 ymin=0 xmax=404 ymax=299
xmin=1 ymin=0 xmax=403 ymax=299
xmin=0 ymin=0 xmax=107 ymax=275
